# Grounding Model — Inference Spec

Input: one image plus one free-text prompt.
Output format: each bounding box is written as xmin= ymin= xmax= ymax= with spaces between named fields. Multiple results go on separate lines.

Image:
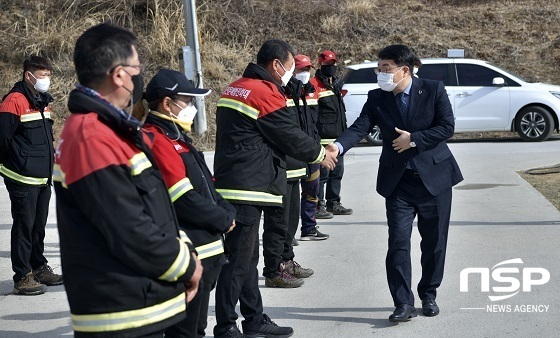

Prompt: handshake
xmin=320 ymin=143 xmax=340 ymax=171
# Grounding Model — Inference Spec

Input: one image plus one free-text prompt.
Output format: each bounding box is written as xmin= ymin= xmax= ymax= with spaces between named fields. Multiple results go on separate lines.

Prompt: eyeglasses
xmin=374 ymin=66 xmax=402 ymax=75
xmin=121 ymin=64 xmax=145 ymax=73
xmin=172 ymin=98 xmax=193 ymax=109
xmin=109 ymin=64 xmax=146 ymax=74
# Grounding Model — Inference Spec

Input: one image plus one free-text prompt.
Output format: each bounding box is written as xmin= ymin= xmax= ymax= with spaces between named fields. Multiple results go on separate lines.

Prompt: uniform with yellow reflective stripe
xmin=0 ymin=81 xmax=54 ymax=186
xmin=214 ymin=60 xmax=328 ymax=334
xmin=54 ymin=88 xmax=198 ymax=337
xmin=214 ymin=63 xmax=326 ymax=207
xmin=310 ymin=68 xmax=349 ymax=210
xmin=284 ymin=77 xmax=321 ymax=182
xmin=144 ymin=112 xmax=236 ymax=337
xmin=0 ymin=79 xmax=55 ymax=290
xmin=298 ymin=79 xmax=324 ymax=234
xmin=310 ymin=69 xmax=348 ymax=141
xmin=143 ymin=114 xmax=236 ymax=269
xmin=261 ymin=76 xmax=325 ymax=277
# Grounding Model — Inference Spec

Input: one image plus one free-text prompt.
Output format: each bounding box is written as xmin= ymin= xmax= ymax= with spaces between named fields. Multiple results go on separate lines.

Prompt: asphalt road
xmin=1 ymin=137 xmax=559 ymax=337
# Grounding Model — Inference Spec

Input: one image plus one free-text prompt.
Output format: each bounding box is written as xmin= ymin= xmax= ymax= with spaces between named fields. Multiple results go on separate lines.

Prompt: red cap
xmin=318 ymin=50 xmax=338 ymax=63
xmin=294 ymin=54 xmax=314 ymax=69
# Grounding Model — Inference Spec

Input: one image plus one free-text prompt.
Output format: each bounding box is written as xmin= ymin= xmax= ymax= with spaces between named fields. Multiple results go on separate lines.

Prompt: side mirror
xmin=492 ymin=77 xmax=505 ymax=86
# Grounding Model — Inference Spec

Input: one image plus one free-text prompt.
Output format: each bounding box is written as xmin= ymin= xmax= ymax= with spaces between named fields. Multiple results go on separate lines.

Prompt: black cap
xmin=144 ymin=68 xmax=211 ymax=102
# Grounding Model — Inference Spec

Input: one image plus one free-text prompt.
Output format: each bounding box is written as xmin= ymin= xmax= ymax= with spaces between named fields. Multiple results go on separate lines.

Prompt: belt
xmin=403 ymin=169 xmax=420 ymax=178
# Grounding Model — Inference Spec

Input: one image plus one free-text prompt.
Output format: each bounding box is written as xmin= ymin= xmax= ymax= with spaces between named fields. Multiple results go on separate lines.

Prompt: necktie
xmin=396 ymin=92 xmax=409 ymax=127
xmin=396 ymin=92 xmax=418 ymax=171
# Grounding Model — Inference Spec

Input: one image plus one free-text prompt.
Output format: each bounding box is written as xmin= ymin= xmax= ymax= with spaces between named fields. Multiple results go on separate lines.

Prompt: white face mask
xmin=28 ymin=72 xmax=51 ymax=93
xmin=295 ymin=71 xmax=310 ymax=84
xmin=377 ymin=67 xmax=404 ymax=92
xmin=172 ymin=101 xmax=197 ymax=122
xmin=276 ymin=61 xmax=295 ymax=86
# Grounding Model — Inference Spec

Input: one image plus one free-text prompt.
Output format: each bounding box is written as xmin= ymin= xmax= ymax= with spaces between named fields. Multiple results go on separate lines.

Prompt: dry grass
xmin=320 ymin=15 xmax=348 ymax=35
xmin=519 ymin=170 xmax=560 ymax=212
xmin=344 ymin=0 xmax=378 ymax=14
xmin=2 ymin=0 xmax=560 ymax=150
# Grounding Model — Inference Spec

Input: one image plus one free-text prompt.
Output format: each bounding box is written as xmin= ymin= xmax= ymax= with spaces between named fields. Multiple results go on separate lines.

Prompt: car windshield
xmin=341 ymin=67 xmax=378 ymax=85
xmin=486 ymin=62 xmax=527 ymax=82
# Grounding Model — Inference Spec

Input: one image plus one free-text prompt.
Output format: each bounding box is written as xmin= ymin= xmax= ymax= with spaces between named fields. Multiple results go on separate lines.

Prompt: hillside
xmin=1 ymin=0 xmax=560 ymax=149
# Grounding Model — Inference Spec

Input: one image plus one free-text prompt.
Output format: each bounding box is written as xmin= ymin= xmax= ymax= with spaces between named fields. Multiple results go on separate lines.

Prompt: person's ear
xmin=24 ymin=71 xmax=33 ymax=83
xmin=110 ymin=66 xmax=125 ymax=87
xmin=162 ymin=97 xmax=172 ymax=111
xmin=402 ymin=66 xmax=410 ymax=77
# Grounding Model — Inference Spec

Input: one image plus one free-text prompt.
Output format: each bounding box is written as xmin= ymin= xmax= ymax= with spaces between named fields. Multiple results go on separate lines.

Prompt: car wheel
xmin=515 ymin=106 xmax=554 ymax=142
xmin=364 ymin=125 xmax=383 ymax=146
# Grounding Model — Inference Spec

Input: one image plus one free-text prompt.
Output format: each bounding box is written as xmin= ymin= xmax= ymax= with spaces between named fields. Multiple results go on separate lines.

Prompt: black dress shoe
xmin=422 ymin=299 xmax=440 ymax=317
xmin=389 ymin=304 xmax=417 ymax=322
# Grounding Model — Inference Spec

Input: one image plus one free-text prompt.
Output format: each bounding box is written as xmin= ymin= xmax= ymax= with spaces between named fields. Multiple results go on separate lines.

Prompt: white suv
xmin=341 ymin=58 xmax=560 ymax=145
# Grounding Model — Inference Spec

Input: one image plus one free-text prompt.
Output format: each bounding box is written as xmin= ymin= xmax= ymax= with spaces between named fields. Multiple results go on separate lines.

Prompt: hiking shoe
xmin=13 ymin=272 xmax=47 ymax=295
xmin=265 ymin=265 xmax=304 ymax=288
xmin=243 ymin=314 xmax=294 ymax=338
xmin=33 ymin=264 xmax=63 ymax=286
xmin=327 ymin=201 xmax=353 ymax=215
xmin=292 ymin=238 xmax=299 ymax=246
xmin=300 ymin=227 xmax=329 ymax=241
xmin=314 ymin=205 xmax=333 ymax=219
xmin=284 ymin=260 xmax=314 ymax=278
xmin=214 ymin=324 xmax=243 ymax=338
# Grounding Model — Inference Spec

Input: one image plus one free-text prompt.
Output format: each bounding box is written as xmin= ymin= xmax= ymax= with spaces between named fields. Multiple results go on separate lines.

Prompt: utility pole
xmin=180 ymin=0 xmax=206 ymax=135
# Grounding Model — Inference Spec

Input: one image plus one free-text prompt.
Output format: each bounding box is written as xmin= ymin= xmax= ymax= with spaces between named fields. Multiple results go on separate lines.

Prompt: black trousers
xmin=319 ymin=155 xmax=344 ymax=206
xmin=214 ymin=204 xmax=265 ymax=335
xmin=164 ymin=266 xmax=221 ymax=338
xmin=282 ymin=180 xmax=301 ymax=263
xmin=6 ymin=179 xmax=51 ymax=283
xmin=385 ymin=174 xmax=452 ymax=306
xmin=262 ymin=180 xmax=300 ymax=277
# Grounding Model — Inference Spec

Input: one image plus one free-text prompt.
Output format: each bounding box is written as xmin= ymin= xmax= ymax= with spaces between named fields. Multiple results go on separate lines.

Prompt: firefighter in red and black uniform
xmin=311 ymin=50 xmax=354 ymax=217
xmin=53 ymin=23 xmax=202 ymax=337
xmin=262 ymin=55 xmax=323 ymax=289
xmin=0 ymin=55 xmax=63 ymax=295
xmin=294 ymin=54 xmax=332 ymax=241
xmin=142 ymin=69 xmax=237 ymax=338
xmin=212 ymin=40 xmax=337 ymax=338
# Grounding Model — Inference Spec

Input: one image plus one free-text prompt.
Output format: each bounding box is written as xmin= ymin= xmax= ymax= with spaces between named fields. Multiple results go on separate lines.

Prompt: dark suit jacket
xmin=336 ymin=78 xmax=463 ymax=198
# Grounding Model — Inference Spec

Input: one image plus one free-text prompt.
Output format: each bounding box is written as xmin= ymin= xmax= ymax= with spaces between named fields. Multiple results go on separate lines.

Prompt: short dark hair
xmin=23 ymin=56 xmax=53 ymax=76
xmin=378 ymin=44 xmax=417 ymax=72
xmin=256 ymin=39 xmax=295 ymax=67
xmin=73 ymin=23 xmax=137 ymax=87
xmin=413 ymin=56 xmax=422 ymax=68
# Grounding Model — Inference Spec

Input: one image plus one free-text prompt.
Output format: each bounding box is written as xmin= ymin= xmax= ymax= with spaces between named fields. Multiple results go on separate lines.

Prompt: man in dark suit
xmin=331 ymin=44 xmax=463 ymax=322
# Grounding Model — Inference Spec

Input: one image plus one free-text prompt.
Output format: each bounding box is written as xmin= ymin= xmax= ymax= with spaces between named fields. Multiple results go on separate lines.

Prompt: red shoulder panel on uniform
xmin=0 ymin=92 xmax=28 ymax=116
xmin=143 ymin=124 xmax=188 ymax=189
xmin=143 ymin=129 xmax=155 ymax=149
xmin=309 ymin=77 xmax=327 ymax=92
xmin=56 ymin=113 xmax=139 ymax=186
xmin=222 ymin=77 xmax=286 ymax=118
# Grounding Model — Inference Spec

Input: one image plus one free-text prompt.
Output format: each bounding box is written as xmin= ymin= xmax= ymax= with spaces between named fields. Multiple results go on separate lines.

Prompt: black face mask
xmin=122 ymin=69 xmax=144 ymax=107
xmin=129 ymin=73 xmax=144 ymax=107
xmin=321 ymin=64 xmax=337 ymax=78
